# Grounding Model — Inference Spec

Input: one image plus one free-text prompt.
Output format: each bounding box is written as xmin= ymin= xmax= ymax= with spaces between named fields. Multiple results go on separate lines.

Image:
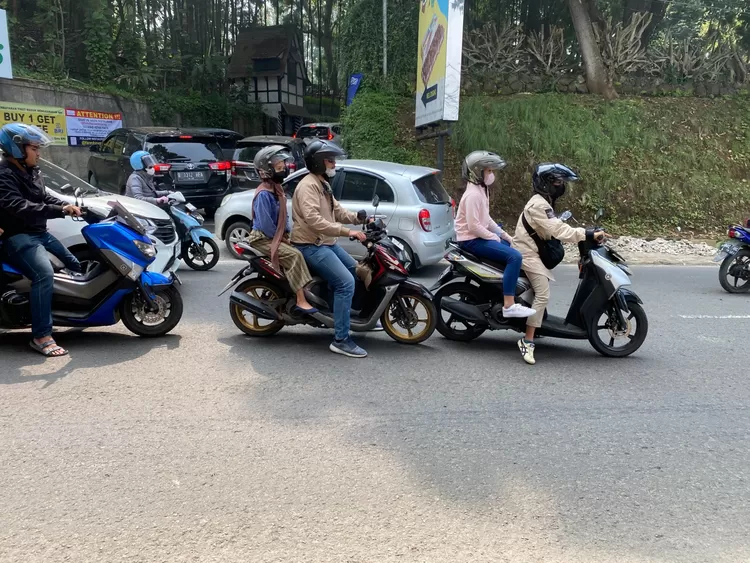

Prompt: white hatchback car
xmin=215 ymin=159 xmax=456 ymax=271
xmin=38 ymin=159 xmax=181 ymax=274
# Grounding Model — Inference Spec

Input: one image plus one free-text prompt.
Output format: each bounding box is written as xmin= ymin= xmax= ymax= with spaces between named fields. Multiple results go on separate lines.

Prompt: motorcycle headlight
xmin=134 ymin=240 xmax=156 ymax=259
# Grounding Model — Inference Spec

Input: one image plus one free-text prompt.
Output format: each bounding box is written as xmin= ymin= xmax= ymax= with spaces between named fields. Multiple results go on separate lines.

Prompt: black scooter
xmin=431 ymin=210 xmax=648 ymax=357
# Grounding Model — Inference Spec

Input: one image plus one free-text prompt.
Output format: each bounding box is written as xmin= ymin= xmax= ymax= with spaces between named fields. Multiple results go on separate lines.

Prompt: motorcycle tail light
xmin=728 ymin=228 xmax=737 ymax=238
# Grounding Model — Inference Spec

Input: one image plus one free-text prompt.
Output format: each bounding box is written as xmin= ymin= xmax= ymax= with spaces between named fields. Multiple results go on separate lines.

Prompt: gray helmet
xmin=461 ymin=150 xmax=507 ymax=185
xmin=253 ymin=144 xmax=293 ymax=180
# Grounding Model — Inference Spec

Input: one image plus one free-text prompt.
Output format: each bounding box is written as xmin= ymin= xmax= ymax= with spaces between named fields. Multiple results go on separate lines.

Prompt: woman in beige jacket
xmin=513 ymin=164 xmax=606 ymax=365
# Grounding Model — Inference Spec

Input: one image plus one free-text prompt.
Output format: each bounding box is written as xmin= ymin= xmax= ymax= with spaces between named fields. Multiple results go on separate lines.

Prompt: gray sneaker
xmin=330 ymin=338 xmax=368 ymax=358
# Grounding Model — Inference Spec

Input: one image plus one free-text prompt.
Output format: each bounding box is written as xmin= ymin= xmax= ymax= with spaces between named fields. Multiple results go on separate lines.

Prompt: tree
xmin=568 ymin=0 xmax=618 ymax=99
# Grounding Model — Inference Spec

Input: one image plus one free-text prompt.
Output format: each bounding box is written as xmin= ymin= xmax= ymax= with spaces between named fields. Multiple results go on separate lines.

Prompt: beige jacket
xmin=513 ymin=194 xmax=586 ymax=281
xmin=291 ymin=173 xmax=360 ymax=246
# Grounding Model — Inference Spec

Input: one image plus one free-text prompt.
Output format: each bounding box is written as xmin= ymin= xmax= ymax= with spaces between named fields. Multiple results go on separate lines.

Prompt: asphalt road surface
xmin=2 ymin=260 xmax=749 ymax=562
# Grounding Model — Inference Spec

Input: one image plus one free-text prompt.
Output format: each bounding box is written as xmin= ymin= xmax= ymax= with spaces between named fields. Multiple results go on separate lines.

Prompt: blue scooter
xmin=0 ymin=196 xmax=183 ymax=337
xmin=165 ymin=192 xmax=220 ymax=271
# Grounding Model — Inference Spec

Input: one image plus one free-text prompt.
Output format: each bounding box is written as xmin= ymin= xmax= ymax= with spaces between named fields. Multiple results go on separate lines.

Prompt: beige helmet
xmin=461 ymin=150 xmax=507 ymax=185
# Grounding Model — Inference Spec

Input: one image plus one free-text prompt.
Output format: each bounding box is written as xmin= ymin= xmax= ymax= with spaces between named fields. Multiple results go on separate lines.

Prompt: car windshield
xmin=234 ymin=144 xmax=287 ymax=164
xmin=145 ymin=138 xmax=224 ymax=163
xmin=37 ymin=158 xmax=104 ymax=196
xmin=413 ymin=173 xmax=450 ymax=204
xmin=298 ymin=126 xmax=330 ymax=139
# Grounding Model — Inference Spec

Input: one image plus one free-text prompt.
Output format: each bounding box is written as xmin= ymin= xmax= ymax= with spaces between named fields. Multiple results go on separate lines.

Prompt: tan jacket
xmin=513 ymin=194 xmax=586 ymax=281
xmin=291 ymin=173 xmax=360 ymax=246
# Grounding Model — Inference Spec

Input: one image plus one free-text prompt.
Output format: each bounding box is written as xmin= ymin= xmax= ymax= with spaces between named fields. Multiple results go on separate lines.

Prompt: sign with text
xmin=0 ymin=9 xmax=12 ymax=79
xmin=0 ymin=102 xmax=67 ymax=144
xmin=65 ymin=108 xmax=123 ymax=146
xmin=415 ymin=0 xmax=465 ymax=128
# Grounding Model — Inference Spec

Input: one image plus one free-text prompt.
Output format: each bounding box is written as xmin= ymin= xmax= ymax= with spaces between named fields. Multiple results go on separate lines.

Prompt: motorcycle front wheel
xmin=381 ymin=291 xmax=436 ymax=344
xmin=183 ymin=238 xmax=220 ymax=271
xmin=587 ymin=301 xmax=648 ymax=358
xmin=120 ymin=286 xmax=183 ymax=337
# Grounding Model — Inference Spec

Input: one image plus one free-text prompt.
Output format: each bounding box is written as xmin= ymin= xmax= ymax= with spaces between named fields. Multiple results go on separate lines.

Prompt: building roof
xmin=228 ymin=25 xmax=307 ymax=80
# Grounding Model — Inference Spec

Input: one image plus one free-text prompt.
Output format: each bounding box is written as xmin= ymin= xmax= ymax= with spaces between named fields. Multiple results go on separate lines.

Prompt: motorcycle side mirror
xmin=559 ymin=210 xmax=572 ymax=222
xmin=74 ymin=187 xmax=83 ymax=199
xmin=372 ymin=194 xmax=380 ymax=209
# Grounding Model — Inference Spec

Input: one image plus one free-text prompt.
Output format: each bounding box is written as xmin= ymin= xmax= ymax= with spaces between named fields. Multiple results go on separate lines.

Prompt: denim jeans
xmin=297 ymin=243 xmax=356 ymax=342
xmin=459 ymin=238 xmax=523 ymax=297
xmin=2 ymin=232 xmax=81 ymax=338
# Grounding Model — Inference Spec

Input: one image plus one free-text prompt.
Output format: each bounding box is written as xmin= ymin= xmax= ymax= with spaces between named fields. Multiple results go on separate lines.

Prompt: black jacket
xmin=0 ymin=160 xmax=66 ymax=239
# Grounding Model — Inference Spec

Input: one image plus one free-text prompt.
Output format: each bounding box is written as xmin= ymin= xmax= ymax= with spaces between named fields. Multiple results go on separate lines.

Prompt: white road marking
xmin=678 ymin=315 xmax=750 ymax=319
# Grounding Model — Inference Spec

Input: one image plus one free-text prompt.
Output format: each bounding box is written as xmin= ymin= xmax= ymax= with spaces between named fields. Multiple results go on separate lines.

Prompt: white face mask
xmin=484 ymin=171 xmax=496 ymax=186
xmin=146 ymin=167 xmax=156 ymax=176
xmin=325 ymin=167 xmax=336 ymax=178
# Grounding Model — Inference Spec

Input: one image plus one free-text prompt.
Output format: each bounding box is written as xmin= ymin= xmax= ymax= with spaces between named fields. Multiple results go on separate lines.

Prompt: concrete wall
xmin=0 ymin=78 xmax=153 ymax=179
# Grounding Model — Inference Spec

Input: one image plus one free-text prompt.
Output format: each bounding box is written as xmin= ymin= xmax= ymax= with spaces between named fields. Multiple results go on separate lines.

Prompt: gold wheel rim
xmin=234 ymin=284 xmax=281 ymax=332
xmin=383 ymin=295 xmax=433 ymax=342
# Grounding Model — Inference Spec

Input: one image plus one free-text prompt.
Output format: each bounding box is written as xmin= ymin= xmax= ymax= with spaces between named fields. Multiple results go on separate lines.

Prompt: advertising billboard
xmin=415 ymin=0 xmax=465 ymax=128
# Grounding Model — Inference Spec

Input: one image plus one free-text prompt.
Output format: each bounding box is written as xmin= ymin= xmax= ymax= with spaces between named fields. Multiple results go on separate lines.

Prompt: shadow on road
xmin=0 ymin=329 xmax=182 ymax=388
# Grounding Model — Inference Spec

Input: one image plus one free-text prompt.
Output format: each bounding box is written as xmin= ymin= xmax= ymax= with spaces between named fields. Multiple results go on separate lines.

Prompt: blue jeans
xmin=459 ymin=238 xmax=523 ymax=297
xmin=297 ymin=243 xmax=357 ymax=341
xmin=2 ymin=232 xmax=81 ymax=338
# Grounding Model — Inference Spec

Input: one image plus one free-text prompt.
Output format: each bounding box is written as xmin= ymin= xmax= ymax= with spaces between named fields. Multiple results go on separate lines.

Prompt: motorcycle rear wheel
xmin=719 ymin=249 xmax=750 ymax=293
xmin=434 ymin=282 xmax=487 ymax=342
xmin=381 ymin=291 xmax=436 ymax=344
xmin=230 ymin=279 xmax=285 ymax=337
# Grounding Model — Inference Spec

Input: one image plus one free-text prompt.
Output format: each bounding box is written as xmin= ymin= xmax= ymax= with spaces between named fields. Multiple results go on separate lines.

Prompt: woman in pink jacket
xmin=454 ymin=151 xmax=535 ymax=319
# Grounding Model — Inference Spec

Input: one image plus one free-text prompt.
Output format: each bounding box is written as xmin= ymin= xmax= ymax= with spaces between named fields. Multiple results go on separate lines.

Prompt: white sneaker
xmin=518 ymin=338 xmax=536 ymax=365
xmin=503 ymin=303 xmax=536 ymax=318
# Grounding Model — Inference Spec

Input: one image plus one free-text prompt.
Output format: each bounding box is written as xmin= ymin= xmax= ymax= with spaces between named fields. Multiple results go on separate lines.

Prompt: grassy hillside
xmin=343 ymin=91 xmax=750 ymax=236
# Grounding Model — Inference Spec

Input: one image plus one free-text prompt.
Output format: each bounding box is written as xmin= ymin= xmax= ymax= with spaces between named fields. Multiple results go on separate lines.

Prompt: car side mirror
xmin=89 ymin=144 xmax=100 ymax=153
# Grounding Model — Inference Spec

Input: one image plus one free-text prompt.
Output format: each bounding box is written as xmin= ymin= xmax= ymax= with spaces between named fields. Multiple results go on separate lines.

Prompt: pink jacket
xmin=455 ymin=182 xmax=512 ymax=243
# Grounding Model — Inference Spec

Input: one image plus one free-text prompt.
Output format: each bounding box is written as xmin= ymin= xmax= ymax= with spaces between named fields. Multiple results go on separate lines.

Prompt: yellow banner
xmin=0 ymin=101 xmax=67 ymax=145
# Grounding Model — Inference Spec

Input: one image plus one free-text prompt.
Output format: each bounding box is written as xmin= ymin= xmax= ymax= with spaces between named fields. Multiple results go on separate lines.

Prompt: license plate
xmin=391 ymin=238 xmax=404 ymax=251
xmin=185 ymin=203 xmax=197 ymax=212
xmin=176 ymin=171 xmax=205 ymax=182
xmin=714 ymin=243 xmax=740 ymax=262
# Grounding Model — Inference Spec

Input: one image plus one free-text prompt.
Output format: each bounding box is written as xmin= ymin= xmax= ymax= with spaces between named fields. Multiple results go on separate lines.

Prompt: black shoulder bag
xmin=521 ymin=212 xmax=565 ymax=270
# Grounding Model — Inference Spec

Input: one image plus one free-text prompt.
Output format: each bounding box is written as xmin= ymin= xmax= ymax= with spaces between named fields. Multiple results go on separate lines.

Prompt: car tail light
xmin=418 ymin=209 xmax=432 ymax=232
xmin=179 ymin=135 xmax=192 ymax=139
xmin=292 ymin=132 xmax=297 ymax=138
xmin=154 ymin=163 xmax=171 ymax=173
xmin=209 ymin=161 xmax=232 ymax=171
xmin=328 ymin=131 xmax=334 ymax=140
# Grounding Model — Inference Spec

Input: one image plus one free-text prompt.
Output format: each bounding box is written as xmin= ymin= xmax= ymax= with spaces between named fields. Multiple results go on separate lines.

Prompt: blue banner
xmin=346 ymin=73 xmax=363 ymax=106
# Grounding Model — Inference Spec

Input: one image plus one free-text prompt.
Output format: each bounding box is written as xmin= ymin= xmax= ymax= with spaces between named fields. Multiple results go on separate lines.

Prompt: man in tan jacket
xmin=292 ymin=140 xmax=370 ymax=358
xmin=513 ymin=163 xmax=605 ymax=365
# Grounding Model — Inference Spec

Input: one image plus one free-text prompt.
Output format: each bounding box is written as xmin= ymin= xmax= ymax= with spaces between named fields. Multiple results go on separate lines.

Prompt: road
xmin=1 ymin=260 xmax=749 ymax=562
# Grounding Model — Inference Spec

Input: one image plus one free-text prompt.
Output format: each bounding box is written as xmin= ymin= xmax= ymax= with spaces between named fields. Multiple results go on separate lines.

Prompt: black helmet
xmin=532 ymin=163 xmax=579 ymax=203
xmin=304 ymin=139 xmax=346 ymax=175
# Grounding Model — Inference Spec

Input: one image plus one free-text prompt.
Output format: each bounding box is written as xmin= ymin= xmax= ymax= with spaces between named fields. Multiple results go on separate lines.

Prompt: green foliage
xmin=338 ymin=0 xmax=418 ymax=94
xmin=341 ymin=91 xmax=421 ymax=164
xmin=149 ymin=90 xmax=265 ymax=131
xmin=452 ymin=93 xmax=750 ymax=233
xmin=84 ymin=1 xmax=115 ymax=85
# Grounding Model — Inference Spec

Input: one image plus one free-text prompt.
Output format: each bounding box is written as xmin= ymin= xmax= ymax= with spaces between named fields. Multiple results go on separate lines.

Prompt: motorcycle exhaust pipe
xmin=439 ymin=297 xmax=489 ymax=326
xmin=229 ymin=291 xmax=282 ymax=321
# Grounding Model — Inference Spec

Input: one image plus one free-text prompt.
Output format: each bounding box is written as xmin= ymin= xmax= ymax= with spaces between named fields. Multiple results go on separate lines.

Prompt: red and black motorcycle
xmin=219 ymin=195 xmax=437 ymax=345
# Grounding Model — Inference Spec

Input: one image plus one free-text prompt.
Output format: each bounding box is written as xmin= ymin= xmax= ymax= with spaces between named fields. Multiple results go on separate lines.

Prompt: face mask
xmin=272 ymin=169 xmax=288 ymax=183
xmin=325 ymin=167 xmax=336 ymax=178
xmin=146 ymin=167 xmax=156 ymax=176
xmin=484 ymin=172 xmax=496 ymax=186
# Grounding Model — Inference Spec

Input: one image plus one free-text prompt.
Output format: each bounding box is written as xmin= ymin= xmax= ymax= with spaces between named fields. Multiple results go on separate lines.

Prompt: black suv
xmin=230 ymin=135 xmax=307 ymax=193
xmin=87 ymin=127 xmax=242 ymax=213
